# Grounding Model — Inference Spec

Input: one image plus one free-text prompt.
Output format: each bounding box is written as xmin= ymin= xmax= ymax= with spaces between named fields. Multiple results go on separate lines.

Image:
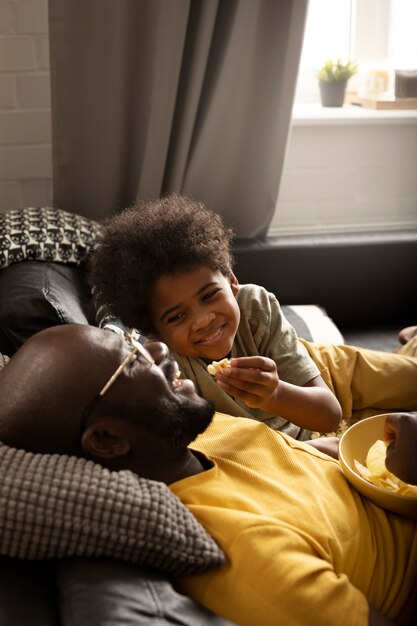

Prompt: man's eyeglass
xmin=80 ymin=331 xmax=154 ymax=431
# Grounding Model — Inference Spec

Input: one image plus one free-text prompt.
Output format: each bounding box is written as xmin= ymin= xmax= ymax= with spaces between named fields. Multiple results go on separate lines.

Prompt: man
xmin=0 ymin=324 xmax=415 ymax=626
xmin=0 ymin=325 xmax=232 ymax=626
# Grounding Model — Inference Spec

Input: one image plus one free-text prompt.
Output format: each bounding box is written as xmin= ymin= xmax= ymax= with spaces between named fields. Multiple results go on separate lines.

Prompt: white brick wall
xmin=0 ymin=0 xmax=52 ymax=213
xmin=271 ymin=107 xmax=417 ymax=236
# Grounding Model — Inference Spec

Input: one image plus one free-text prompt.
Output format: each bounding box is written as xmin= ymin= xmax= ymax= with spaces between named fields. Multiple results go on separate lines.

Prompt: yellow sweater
xmin=170 ymin=413 xmax=417 ymax=626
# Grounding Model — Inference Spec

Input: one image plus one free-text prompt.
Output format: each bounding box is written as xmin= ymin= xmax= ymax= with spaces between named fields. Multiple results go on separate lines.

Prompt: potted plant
xmin=317 ymin=58 xmax=359 ymax=107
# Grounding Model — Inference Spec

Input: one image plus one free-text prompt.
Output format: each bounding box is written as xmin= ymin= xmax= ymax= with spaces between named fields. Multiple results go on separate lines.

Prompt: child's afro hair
xmin=88 ymin=193 xmax=235 ymax=334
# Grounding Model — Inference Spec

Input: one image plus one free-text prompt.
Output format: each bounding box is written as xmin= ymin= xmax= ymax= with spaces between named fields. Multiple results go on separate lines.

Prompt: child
xmin=88 ymin=193 xmax=417 ymax=440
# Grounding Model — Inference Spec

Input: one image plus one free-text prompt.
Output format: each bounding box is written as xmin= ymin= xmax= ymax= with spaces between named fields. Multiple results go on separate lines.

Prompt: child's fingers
xmin=221 ymin=356 xmax=277 ymax=383
xmin=216 ymin=377 xmax=266 ymax=407
xmin=217 ymin=375 xmax=260 ymax=396
xmin=230 ymin=356 xmax=275 ymax=371
xmin=215 ymin=358 xmax=279 ymax=407
xmin=219 ymin=366 xmax=275 ymax=389
xmin=216 ymin=369 xmax=277 ymax=404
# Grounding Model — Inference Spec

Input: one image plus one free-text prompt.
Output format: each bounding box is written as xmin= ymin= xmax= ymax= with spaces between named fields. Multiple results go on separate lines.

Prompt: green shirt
xmin=173 ymin=283 xmax=319 ymax=439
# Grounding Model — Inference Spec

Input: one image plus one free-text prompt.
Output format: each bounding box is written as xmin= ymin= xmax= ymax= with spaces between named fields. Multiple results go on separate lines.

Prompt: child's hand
xmin=214 ymin=356 xmax=342 ymax=432
xmin=215 ymin=356 xmax=280 ymax=410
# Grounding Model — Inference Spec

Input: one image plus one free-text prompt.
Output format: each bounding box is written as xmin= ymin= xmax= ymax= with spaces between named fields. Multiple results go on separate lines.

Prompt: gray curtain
xmin=49 ymin=0 xmax=307 ymax=239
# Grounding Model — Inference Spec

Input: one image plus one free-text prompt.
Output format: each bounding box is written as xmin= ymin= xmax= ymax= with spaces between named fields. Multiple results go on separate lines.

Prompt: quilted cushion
xmin=0 ymin=442 xmax=225 ymax=576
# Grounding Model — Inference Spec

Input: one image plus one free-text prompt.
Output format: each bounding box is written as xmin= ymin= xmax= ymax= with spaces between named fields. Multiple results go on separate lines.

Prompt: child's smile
xmin=148 ymin=267 xmax=241 ymax=362
xmin=197 ymin=324 xmax=227 ymax=347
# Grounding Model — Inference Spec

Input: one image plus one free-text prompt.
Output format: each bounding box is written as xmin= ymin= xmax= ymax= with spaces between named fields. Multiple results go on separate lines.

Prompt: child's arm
xmin=215 ymin=356 xmax=342 ymax=433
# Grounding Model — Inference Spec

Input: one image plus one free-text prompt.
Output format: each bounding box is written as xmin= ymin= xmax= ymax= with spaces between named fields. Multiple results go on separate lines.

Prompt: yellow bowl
xmin=339 ymin=413 xmax=417 ymax=519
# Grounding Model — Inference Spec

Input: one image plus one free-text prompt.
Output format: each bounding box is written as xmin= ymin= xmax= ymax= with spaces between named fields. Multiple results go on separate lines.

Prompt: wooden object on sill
xmin=345 ymin=92 xmax=417 ymax=110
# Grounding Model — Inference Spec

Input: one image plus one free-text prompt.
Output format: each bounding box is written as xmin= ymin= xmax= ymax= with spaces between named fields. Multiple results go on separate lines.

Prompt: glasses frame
xmin=80 ymin=332 xmax=154 ymax=431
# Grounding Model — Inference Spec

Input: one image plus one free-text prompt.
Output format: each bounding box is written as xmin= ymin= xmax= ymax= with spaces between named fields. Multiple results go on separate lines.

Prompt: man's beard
xmin=153 ymin=354 xmax=215 ymax=447
xmin=116 ymin=354 xmax=215 ymax=448
xmin=109 ymin=393 xmax=215 ymax=450
xmin=145 ymin=395 xmax=215 ymax=449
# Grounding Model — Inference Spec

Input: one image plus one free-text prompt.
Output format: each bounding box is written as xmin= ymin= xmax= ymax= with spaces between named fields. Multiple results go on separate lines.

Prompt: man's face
xmin=87 ymin=332 xmax=215 ymax=449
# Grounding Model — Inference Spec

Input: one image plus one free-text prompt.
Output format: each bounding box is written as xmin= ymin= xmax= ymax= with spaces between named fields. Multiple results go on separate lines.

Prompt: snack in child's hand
xmin=207 ymin=358 xmax=231 ymax=376
xmin=354 ymin=439 xmax=417 ymax=496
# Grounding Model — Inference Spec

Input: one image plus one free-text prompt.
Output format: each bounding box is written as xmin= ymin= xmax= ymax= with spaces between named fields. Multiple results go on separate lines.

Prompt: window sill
xmin=291 ymin=103 xmax=417 ymax=126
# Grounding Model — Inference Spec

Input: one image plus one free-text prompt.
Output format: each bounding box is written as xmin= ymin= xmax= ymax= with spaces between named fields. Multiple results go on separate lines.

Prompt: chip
xmin=354 ymin=439 xmax=417 ymax=496
xmin=207 ymin=358 xmax=231 ymax=376
xmin=366 ymin=439 xmax=388 ymax=477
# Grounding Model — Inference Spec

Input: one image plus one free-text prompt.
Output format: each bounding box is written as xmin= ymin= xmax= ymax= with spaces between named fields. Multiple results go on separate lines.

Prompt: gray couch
xmin=1 ymin=207 xmax=415 ymax=624
xmin=233 ymin=231 xmax=417 ymax=329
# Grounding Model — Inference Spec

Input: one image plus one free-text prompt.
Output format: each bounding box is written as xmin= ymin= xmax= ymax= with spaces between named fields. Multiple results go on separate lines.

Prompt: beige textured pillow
xmin=0 ymin=442 xmax=225 ymax=575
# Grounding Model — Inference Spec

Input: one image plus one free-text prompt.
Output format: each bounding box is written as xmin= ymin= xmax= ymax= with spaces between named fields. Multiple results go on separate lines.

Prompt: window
xmin=294 ymin=0 xmax=417 ymax=104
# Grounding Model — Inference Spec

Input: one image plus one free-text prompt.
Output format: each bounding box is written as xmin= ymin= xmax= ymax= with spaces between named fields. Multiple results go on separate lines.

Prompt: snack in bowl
xmin=354 ymin=439 xmax=417 ymax=497
xmin=339 ymin=414 xmax=417 ymax=518
xmin=207 ymin=358 xmax=231 ymax=376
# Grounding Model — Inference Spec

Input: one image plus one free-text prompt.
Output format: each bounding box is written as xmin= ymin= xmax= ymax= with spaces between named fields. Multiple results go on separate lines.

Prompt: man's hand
xmin=384 ymin=412 xmax=417 ymax=485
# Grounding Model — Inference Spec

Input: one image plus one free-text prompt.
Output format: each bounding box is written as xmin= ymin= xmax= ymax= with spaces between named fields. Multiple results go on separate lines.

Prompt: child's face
xmin=148 ymin=267 xmax=240 ymax=362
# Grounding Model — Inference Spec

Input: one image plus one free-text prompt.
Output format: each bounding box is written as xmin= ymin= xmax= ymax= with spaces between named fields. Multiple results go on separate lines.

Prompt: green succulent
xmin=317 ymin=58 xmax=359 ymax=83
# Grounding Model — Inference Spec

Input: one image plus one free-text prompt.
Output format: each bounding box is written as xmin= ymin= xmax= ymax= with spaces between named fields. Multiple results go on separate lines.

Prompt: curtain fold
xmin=49 ymin=0 xmax=307 ymax=239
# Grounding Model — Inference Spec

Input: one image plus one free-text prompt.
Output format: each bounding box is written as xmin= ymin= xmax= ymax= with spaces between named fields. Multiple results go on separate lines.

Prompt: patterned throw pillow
xmin=0 ymin=207 xmax=102 ymax=269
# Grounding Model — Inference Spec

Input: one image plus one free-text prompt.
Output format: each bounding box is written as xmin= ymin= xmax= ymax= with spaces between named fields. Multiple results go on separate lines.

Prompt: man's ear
xmin=81 ymin=417 xmax=131 ymax=460
xmin=228 ymin=271 xmax=239 ymax=296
